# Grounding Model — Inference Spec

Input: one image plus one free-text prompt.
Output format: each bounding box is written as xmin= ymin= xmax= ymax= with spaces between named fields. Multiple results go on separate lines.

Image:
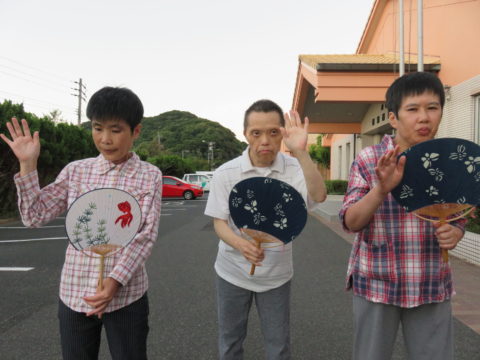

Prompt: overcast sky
xmin=1 ymin=0 xmax=373 ymax=140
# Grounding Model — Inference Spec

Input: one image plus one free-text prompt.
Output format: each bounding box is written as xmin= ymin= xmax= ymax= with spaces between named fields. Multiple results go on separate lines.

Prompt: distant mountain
xmin=80 ymin=110 xmax=247 ymax=167
xmin=137 ymin=110 xmax=246 ymax=167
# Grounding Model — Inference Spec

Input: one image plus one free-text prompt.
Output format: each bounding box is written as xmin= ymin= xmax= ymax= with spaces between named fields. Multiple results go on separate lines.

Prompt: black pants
xmin=58 ymin=294 xmax=149 ymax=360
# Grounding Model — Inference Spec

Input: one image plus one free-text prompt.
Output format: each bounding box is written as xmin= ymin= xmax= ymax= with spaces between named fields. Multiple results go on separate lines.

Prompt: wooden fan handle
xmin=96 ymin=255 xmax=105 ymax=292
xmin=249 ymin=240 xmax=262 ymax=276
xmin=442 ymin=249 xmax=449 ymax=263
xmin=439 ymin=217 xmax=449 ymax=263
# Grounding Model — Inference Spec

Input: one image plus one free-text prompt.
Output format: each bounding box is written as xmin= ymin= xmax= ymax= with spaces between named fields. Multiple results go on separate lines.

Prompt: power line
xmin=0 ymin=95 xmax=76 ymax=116
xmin=0 ymin=63 xmax=70 ymax=90
xmin=0 ymin=89 xmax=74 ymax=110
xmin=0 ymin=55 xmax=72 ymax=83
xmin=0 ymin=70 xmax=69 ymax=94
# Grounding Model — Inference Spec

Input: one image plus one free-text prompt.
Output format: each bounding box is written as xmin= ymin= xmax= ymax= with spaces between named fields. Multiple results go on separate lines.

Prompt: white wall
xmin=437 ymin=75 xmax=480 ymax=141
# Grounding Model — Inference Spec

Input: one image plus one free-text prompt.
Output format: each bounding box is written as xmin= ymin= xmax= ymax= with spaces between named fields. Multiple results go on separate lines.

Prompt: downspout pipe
xmin=399 ymin=0 xmax=405 ymax=76
xmin=418 ymin=0 xmax=424 ymax=72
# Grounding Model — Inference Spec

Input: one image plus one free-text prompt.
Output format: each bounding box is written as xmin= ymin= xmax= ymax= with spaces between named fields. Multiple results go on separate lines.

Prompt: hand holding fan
xmin=391 ymin=138 xmax=480 ymax=262
xmin=66 ymin=188 xmax=142 ymax=290
xmin=228 ymin=177 xmax=307 ymax=275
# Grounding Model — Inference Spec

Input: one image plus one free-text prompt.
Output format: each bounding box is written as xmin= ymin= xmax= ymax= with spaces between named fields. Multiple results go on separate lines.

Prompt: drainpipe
xmin=417 ymin=0 xmax=424 ymax=72
xmin=399 ymin=0 xmax=405 ymax=76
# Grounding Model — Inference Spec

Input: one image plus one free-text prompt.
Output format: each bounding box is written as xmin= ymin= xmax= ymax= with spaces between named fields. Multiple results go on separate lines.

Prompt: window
xmin=338 ymin=145 xmax=343 ymax=179
xmin=163 ymin=177 xmax=177 ymax=185
xmin=475 ymin=95 xmax=480 ymax=143
xmin=346 ymin=142 xmax=351 ymax=176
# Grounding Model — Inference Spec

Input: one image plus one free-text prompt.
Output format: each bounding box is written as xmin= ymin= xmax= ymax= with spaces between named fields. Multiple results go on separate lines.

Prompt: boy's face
xmin=92 ymin=118 xmax=141 ymax=164
xmin=244 ymin=111 xmax=283 ymax=167
xmin=389 ymin=91 xmax=442 ymax=151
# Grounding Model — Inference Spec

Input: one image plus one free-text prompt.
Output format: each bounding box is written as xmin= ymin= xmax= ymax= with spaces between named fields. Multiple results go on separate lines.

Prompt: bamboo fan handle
xmin=439 ymin=217 xmax=449 ymax=263
xmin=97 ymin=254 xmax=105 ymax=292
xmin=413 ymin=205 xmax=475 ymax=263
xmin=249 ymin=239 xmax=262 ymax=276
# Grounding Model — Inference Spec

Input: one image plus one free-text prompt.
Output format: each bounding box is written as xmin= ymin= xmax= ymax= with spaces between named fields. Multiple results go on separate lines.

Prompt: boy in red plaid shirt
xmin=340 ymin=72 xmax=465 ymax=360
xmin=1 ymin=87 xmax=162 ymax=359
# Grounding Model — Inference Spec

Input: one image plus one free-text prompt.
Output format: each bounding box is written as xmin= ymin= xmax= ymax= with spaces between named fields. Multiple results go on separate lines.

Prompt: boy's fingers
xmin=11 ymin=117 xmax=23 ymax=137
xmin=303 ymin=116 xmax=309 ymax=130
xmin=0 ymin=133 xmax=12 ymax=145
xmin=284 ymin=112 xmax=292 ymax=128
xmin=397 ymin=155 xmax=407 ymax=171
xmin=6 ymin=122 xmax=18 ymax=139
xmin=33 ymin=131 xmax=40 ymax=145
xmin=21 ymin=119 xmax=32 ymax=138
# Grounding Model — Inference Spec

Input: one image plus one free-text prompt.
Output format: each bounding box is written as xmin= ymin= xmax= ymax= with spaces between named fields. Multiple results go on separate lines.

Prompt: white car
xmin=182 ymin=173 xmax=211 ymax=192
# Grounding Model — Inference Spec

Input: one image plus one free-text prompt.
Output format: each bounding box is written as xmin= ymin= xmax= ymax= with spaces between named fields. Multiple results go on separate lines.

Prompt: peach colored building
xmin=292 ymin=0 xmax=480 ymax=181
xmin=291 ymin=0 xmax=480 ymax=265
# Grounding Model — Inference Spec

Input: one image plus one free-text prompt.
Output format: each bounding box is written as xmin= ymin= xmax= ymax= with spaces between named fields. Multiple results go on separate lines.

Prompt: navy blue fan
xmin=391 ymin=138 xmax=480 ymax=262
xmin=229 ymin=177 xmax=307 ymax=275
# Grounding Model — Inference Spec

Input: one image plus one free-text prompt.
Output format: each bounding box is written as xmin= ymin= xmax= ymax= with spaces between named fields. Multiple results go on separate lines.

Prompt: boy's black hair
xmin=385 ymin=72 xmax=445 ymax=118
xmin=86 ymin=87 xmax=144 ymax=131
xmin=244 ymin=99 xmax=285 ymax=131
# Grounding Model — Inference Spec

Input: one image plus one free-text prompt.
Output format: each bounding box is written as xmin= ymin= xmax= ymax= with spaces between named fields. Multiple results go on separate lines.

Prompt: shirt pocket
xmin=357 ymin=239 xmax=397 ymax=281
xmin=69 ymin=181 xmax=96 ymax=207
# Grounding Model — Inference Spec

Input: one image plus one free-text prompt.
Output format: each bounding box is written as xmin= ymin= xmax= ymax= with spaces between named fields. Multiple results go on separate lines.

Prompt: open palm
xmin=281 ymin=110 xmax=308 ymax=152
xmin=0 ymin=117 xmax=40 ymax=163
xmin=375 ymin=146 xmax=406 ymax=194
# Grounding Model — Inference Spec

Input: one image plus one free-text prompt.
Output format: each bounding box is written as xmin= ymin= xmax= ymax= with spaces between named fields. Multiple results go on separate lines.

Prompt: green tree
xmin=136 ymin=110 xmax=246 ymax=169
xmin=0 ymin=100 xmax=97 ymax=217
xmin=147 ymin=154 xmax=194 ymax=178
xmin=309 ymin=134 xmax=330 ymax=169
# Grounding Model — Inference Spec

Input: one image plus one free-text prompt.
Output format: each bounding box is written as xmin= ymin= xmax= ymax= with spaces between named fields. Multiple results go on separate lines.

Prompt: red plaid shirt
xmin=15 ymin=153 xmax=162 ymax=313
xmin=339 ymin=135 xmax=465 ymax=308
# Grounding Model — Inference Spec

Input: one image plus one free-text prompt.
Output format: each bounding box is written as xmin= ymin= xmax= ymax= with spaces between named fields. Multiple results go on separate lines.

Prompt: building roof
xmin=299 ymin=54 xmax=441 ymax=72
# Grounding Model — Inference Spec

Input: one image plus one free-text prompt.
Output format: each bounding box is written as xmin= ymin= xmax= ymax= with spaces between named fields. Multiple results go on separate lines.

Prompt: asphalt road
xmin=1 ymin=198 xmax=480 ymax=359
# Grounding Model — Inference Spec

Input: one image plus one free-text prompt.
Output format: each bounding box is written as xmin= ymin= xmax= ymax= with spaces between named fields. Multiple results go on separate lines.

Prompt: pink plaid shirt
xmin=339 ymin=135 xmax=465 ymax=308
xmin=15 ymin=153 xmax=162 ymax=313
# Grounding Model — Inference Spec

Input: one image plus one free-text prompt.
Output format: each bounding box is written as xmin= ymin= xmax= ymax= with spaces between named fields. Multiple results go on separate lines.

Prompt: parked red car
xmin=162 ymin=176 xmax=204 ymax=200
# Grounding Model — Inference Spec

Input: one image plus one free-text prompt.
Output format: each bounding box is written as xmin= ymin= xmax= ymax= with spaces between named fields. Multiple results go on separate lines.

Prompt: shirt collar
xmin=93 ymin=152 xmax=140 ymax=177
xmin=381 ymin=134 xmax=396 ymax=150
xmin=240 ymin=147 xmax=285 ymax=175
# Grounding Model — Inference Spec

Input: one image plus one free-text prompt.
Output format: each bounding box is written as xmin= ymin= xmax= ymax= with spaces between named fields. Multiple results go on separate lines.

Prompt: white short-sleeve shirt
xmin=204 ymin=148 xmax=319 ymax=292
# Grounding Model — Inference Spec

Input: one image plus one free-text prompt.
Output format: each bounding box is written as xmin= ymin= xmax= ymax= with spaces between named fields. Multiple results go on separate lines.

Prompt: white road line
xmin=0 ymin=267 xmax=34 ymax=271
xmin=0 ymin=237 xmax=68 ymax=243
xmin=0 ymin=225 xmax=65 ymax=229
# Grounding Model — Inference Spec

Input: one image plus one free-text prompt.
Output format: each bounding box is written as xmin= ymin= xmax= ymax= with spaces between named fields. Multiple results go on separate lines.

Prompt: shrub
xmin=325 ymin=180 xmax=348 ymax=195
xmin=147 ymin=154 xmax=194 ymax=178
xmin=466 ymin=207 xmax=480 ymax=234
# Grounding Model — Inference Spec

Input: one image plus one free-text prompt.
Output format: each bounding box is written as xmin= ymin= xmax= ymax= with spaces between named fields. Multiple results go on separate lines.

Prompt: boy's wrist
xmin=19 ymin=160 xmax=38 ymax=177
xmin=373 ymin=184 xmax=389 ymax=200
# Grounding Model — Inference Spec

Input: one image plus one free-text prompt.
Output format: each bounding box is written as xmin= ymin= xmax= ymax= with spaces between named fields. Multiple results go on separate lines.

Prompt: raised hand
xmin=375 ymin=145 xmax=406 ymax=195
xmin=0 ymin=117 xmax=40 ymax=175
xmin=280 ymin=110 xmax=308 ymax=154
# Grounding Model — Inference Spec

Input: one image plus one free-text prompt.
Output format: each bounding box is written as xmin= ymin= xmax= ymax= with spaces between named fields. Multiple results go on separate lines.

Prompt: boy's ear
xmin=388 ymin=112 xmax=398 ymax=130
xmin=133 ymin=124 xmax=142 ymax=139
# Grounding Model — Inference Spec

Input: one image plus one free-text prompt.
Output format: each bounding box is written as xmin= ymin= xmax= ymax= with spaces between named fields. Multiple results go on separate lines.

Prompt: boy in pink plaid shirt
xmin=340 ymin=72 xmax=465 ymax=360
xmin=1 ymin=87 xmax=162 ymax=359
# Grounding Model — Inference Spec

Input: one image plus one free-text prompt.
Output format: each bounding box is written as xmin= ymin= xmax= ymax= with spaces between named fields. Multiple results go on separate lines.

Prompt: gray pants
xmin=353 ymin=295 xmax=453 ymax=360
xmin=216 ymin=275 xmax=291 ymax=360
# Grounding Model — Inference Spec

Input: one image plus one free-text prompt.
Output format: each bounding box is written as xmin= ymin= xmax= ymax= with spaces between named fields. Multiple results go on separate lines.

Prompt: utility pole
xmin=208 ymin=142 xmax=215 ymax=170
xmin=71 ymin=78 xmax=86 ymax=126
xmin=202 ymin=140 xmax=215 ymax=169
